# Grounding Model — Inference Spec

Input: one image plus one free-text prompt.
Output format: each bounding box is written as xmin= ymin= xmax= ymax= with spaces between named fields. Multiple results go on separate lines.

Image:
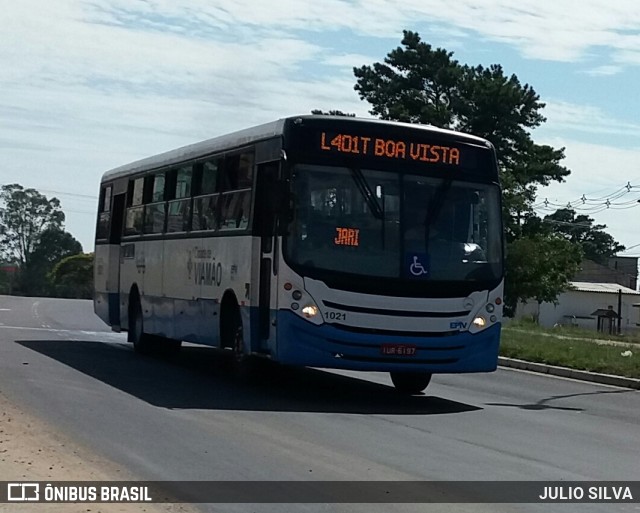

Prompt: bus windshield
xmin=285 ymin=164 xmax=502 ymax=282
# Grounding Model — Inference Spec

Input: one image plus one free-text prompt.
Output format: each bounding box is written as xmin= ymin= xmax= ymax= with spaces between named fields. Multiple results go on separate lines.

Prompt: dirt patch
xmin=0 ymin=391 xmax=196 ymax=513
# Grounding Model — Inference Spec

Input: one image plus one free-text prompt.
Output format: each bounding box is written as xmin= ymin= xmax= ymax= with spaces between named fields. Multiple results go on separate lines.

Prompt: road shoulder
xmin=499 ymin=356 xmax=640 ymax=389
xmin=0 ymin=391 xmax=194 ymax=513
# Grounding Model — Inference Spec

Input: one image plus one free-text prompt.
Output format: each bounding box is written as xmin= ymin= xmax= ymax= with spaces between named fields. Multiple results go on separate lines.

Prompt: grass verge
xmin=501 ymin=324 xmax=640 ymax=379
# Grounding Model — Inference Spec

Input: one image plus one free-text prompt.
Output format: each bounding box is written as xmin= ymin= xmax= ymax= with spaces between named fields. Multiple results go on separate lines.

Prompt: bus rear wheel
xmin=390 ymin=372 xmax=432 ymax=395
xmin=128 ymin=297 xmax=153 ymax=354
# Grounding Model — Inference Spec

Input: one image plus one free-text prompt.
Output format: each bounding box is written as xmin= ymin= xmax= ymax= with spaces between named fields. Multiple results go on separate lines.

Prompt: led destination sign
xmin=320 ymin=132 xmax=461 ymax=165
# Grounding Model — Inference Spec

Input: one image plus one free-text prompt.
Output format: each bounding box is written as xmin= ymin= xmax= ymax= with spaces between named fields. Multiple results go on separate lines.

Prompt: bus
xmin=94 ymin=115 xmax=504 ymax=394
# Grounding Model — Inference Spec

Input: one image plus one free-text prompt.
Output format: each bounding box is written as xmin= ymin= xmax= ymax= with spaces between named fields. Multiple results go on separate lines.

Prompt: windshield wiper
xmin=347 ymin=166 xmax=384 ymax=220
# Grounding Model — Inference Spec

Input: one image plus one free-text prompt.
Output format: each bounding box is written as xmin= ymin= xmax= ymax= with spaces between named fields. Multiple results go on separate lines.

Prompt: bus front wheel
xmin=390 ymin=372 xmax=432 ymax=395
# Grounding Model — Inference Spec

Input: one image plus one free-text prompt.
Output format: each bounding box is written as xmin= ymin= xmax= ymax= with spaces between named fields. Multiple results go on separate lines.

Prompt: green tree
xmin=0 ymin=184 xmax=82 ymax=296
xmin=352 ymin=30 xmax=579 ymax=310
xmin=542 ymin=208 xmax=625 ymax=264
xmin=0 ymin=184 xmax=65 ymax=266
xmin=353 ymin=30 xmax=570 ymax=239
xmin=505 ymin=233 xmax=583 ymax=315
xmin=22 ymin=228 xmax=83 ymax=296
xmin=49 ymin=253 xmax=94 ymax=299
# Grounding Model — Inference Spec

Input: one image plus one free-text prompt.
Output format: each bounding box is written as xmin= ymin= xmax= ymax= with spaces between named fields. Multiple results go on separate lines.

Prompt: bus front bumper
xmin=275 ymin=310 xmax=500 ymax=373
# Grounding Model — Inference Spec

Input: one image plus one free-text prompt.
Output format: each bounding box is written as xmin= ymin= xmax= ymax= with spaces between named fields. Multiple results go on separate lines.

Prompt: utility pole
xmin=617 ymin=288 xmax=622 ymax=335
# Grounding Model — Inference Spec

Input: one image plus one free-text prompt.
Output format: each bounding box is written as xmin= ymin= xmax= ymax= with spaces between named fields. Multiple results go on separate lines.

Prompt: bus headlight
xmin=302 ymin=305 xmax=319 ymax=318
xmin=472 ymin=316 xmax=486 ymax=328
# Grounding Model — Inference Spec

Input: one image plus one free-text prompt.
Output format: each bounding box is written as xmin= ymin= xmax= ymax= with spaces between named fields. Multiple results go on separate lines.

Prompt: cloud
xmin=323 ymin=53 xmax=379 ymax=68
xmin=584 ymin=65 xmax=623 ymax=76
xmin=541 ymin=101 xmax=640 ymax=138
xmin=3 ymin=0 xmax=640 ymax=251
xmin=537 ymin=138 xmax=640 ymax=249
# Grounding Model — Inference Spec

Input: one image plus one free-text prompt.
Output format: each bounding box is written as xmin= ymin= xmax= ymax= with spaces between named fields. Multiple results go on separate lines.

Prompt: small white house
xmin=516 ymin=281 xmax=640 ymax=334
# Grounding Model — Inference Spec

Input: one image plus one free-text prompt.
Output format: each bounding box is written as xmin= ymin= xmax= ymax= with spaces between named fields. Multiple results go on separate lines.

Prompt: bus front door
xmin=255 ymin=162 xmax=280 ymax=353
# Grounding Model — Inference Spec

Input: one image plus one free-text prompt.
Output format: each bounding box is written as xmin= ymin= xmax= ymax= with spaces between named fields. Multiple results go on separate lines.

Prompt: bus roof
xmin=100 ymin=116 xmax=490 ymax=183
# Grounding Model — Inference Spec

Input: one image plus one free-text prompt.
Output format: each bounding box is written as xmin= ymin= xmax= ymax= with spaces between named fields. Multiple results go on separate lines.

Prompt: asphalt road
xmin=0 ymin=295 xmax=638 ymax=513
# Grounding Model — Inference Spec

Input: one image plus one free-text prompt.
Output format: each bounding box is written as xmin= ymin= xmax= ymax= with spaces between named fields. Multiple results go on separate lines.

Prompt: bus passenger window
xmin=151 ymin=173 xmax=165 ymax=202
xmin=237 ymin=153 xmax=254 ymax=189
xmin=124 ymin=178 xmax=145 ymax=236
xmin=144 ymin=203 xmax=165 ymax=234
xmin=130 ymin=178 xmax=144 ymax=206
xmin=124 ymin=206 xmax=144 ymax=235
xmin=200 ymin=161 xmax=218 ymax=195
xmin=167 ymin=199 xmax=191 ymax=232
xmin=175 ymin=166 xmax=192 ymax=198
xmin=218 ymin=190 xmax=251 ymax=231
xmin=193 ymin=194 xmax=219 ymax=231
xmin=220 ymin=153 xmax=254 ymax=191
xmin=96 ymin=186 xmax=112 ymax=240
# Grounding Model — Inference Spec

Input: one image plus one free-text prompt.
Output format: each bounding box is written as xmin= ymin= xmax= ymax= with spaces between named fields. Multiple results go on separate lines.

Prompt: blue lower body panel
xmin=276 ymin=311 xmax=500 ymax=373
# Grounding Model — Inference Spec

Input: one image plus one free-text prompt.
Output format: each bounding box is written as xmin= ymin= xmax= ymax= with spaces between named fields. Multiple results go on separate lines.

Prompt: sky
xmin=1 ymin=0 xmax=640 ymax=259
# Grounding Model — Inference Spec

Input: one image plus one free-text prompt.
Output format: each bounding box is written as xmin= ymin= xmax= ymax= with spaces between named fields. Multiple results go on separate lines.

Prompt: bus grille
xmin=331 ymin=323 xmax=461 ymax=339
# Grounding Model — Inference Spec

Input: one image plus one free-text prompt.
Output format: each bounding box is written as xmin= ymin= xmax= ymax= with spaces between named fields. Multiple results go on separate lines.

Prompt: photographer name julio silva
xmin=539 ymin=486 xmax=633 ymax=501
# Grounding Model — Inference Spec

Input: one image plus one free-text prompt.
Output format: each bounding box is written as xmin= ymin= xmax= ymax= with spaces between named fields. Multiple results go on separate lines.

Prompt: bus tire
xmin=128 ymin=295 xmax=153 ymax=354
xmin=221 ymin=298 xmax=257 ymax=379
xmin=390 ymin=372 xmax=432 ymax=395
xmin=232 ymin=323 xmax=246 ymax=364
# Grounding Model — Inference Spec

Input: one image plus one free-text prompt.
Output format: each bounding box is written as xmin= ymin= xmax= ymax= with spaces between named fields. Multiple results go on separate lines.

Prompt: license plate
xmin=380 ymin=344 xmax=417 ymax=356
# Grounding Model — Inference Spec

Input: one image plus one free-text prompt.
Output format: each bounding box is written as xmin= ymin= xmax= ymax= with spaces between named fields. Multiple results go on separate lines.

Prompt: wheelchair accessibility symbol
xmin=405 ymin=253 xmax=429 ymax=278
xmin=410 ymin=256 xmax=427 ymax=276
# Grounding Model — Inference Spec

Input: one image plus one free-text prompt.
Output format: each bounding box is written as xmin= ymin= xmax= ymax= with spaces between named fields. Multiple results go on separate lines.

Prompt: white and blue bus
xmin=94 ymin=115 xmax=504 ymax=394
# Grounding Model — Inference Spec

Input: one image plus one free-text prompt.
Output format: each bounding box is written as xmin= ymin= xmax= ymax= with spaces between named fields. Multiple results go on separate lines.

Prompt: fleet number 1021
xmin=325 ymin=311 xmax=346 ymax=321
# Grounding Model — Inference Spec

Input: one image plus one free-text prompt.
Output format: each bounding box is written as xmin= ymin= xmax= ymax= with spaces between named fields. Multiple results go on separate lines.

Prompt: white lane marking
xmin=0 ymin=325 xmax=122 ymax=336
xmin=0 ymin=308 xmax=11 ymax=311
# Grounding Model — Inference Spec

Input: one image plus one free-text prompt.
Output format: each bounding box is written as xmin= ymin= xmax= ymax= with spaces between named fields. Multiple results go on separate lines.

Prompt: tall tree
xmin=352 ymin=30 xmax=581 ymax=310
xmin=0 ymin=184 xmax=82 ymax=296
xmin=353 ymin=30 xmax=571 ymax=239
xmin=543 ymin=208 xmax=625 ymax=264
xmin=0 ymin=184 xmax=65 ymax=267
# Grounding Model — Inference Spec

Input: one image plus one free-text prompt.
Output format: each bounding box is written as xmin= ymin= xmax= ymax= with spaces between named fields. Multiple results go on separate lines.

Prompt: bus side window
xmin=220 ymin=153 xmax=253 ymax=192
xmin=167 ymin=165 xmax=193 ymax=233
xmin=200 ymin=160 xmax=219 ymax=195
xmin=96 ymin=185 xmax=112 ymax=240
xmin=143 ymin=172 xmax=166 ymax=234
xmin=218 ymin=190 xmax=251 ymax=231
xmin=192 ymin=159 xmax=220 ymax=231
xmin=124 ymin=178 xmax=144 ymax=236
xmin=237 ymin=153 xmax=254 ymax=189
xmin=193 ymin=194 xmax=219 ymax=231
xmin=217 ymin=151 xmax=253 ymax=231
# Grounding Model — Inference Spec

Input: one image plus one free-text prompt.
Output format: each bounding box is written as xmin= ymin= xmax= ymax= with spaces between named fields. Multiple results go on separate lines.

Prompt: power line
xmin=534 ymin=182 xmax=640 ymax=212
